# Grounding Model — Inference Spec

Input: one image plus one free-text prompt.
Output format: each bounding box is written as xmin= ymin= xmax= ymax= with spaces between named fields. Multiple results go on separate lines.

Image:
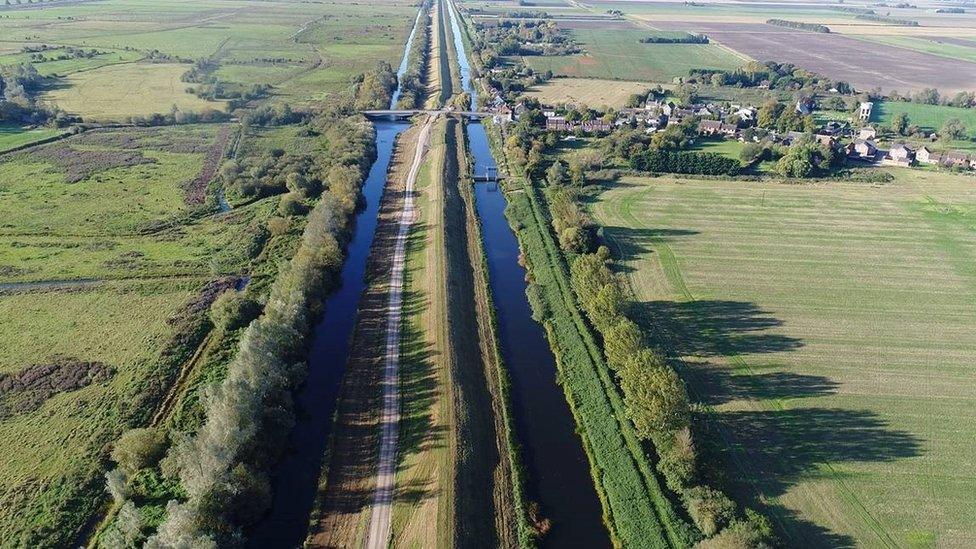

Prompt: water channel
xmin=251 ymin=2 xmax=608 ymax=545
xmin=446 ymin=2 xmax=610 ymax=546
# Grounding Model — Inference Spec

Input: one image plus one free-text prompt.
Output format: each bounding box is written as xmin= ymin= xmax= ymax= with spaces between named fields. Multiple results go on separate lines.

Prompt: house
xmin=943 ymin=150 xmax=971 ymax=169
xmin=822 ymin=121 xmax=847 ymax=136
xmin=580 ymin=120 xmax=613 ymax=133
xmin=698 ymin=119 xmax=738 ymax=137
xmin=883 ymin=143 xmax=915 ymax=167
xmin=916 ymin=146 xmax=943 ymax=165
xmin=545 ymin=116 xmax=572 ymax=131
xmin=659 ymin=101 xmax=677 ymax=117
xmin=782 ymin=131 xmax=808 ymax=146
xmin=494 ymin=104 xmax=513 ymax=124
xmin=758 ymin=79 xmax=771 ymax=89
xmin=513 ymin=102 xmax=528 ymax=121
xmin=858 ymin=126 xmax=877 ymax=140
xmin=733 ymin=106 xmax=758 ymax=122
xmin=858 ymin=101 xmax=873 ymax=122
xmin=847 ymin=139 xmax=878 ymax=160
xmin=543 ymin=110 xmax=557 ymax=119
xmin=795 ymin=97 xmax=815 ymax=116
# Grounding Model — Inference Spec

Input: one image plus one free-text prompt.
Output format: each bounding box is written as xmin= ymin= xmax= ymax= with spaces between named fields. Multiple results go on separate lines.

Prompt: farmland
xmin=871 ymin=100 xmax=976 ymax=134
xmin=0 ymin=0 xmax=416 ymax=117
xmin=648 ymin=20 xmax=976 ymax=94
xmin=523 ymin=77 xmax=651 ymax=108
xmin=591 ymin=171 xmax=976 ymax=548
xmin=0 ymin=125 xmax=63 ymax=153
xmin=523 ymin=27 xmax=745 ymax=82
xmin=43 ymin=63 xmax=219 ymax=122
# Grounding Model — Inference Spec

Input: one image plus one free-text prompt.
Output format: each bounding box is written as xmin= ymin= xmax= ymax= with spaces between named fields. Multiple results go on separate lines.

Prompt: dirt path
xmin=364 ymin=115 xmax=435 ymax=549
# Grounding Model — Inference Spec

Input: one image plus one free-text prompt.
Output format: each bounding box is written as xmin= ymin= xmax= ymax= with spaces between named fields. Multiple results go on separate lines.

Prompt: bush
xmin=111 ymin=428 xmax=168 ymax=476
xmin=656 ymin=428 xmax=697 ymax=492
xmin=277 ymin=192 xmax=307 ymax=216
xmin=209 ymin=291 xmax=262 ymax=332
xmin=631 ymin=150 xmax=740 ymax=176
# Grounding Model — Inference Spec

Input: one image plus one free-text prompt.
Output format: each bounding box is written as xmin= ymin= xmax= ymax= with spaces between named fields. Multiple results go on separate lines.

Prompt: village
xmin=489 ymin=91 xmax=975 ymax=172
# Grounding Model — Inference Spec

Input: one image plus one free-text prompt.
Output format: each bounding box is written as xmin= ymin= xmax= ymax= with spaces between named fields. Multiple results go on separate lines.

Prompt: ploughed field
xmin=649 ymin=20 xmax=976 ymax=94
xmin=591 ymin=172 xmax=976 ymax=548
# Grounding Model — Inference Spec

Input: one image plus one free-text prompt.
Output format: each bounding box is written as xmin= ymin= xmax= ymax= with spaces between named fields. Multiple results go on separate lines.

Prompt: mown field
xmin=591 ymin=171 xmax=976 ymax=548
xmin=855 ymin=35 xmax=976 ymax=64
xmin=523 ymin=77 xmax=650 ymax=108
xmin=523 ymin=28 xmax=745 ymax=82
xmin=0 ymin=0 xmax=416 ymax=119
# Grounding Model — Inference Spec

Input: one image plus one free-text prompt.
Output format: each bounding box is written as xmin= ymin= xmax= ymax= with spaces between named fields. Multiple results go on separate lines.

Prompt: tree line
xmin=765 ymin=19 xmax=830 ymax=33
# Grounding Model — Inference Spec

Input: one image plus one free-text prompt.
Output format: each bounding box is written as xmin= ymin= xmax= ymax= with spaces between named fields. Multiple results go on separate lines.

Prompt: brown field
xmin=651 ymin=21 xmax=976 ymax=93
xmin=523 ymin=77 xmax=651 ymax=107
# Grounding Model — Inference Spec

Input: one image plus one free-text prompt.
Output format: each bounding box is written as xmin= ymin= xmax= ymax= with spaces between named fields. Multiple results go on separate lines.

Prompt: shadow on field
xmin=396 ymin=220 xmax=447 ymax=512
xmin=599 ymin=225 xmax=699 ymax=267
xmin=637 ymin=299 xmax=803 ymax=358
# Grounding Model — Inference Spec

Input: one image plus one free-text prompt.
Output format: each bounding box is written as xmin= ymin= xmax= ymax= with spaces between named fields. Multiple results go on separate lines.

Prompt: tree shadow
xmin=599 ymin=225 xmax=699 ymax=266
xmin=635 ymin=299 xmax=804 ymax=358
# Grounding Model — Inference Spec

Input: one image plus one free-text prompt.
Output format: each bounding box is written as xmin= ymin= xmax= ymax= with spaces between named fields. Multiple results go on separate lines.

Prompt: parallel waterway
xmin=446 ymin=1 xmax=609 ymax=545
xmin=246 ymin=12 xmax=418 ymax=543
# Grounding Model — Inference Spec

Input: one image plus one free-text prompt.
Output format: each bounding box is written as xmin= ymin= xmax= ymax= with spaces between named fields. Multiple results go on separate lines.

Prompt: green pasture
xmin=0 ymin=125 xmax=63 ymax=153
xmin=591 ymin=170 xmax=976 ymax=549
xmin=523 ymin=29 xmax=745 ymax=82
xmin=872 ymin=100 xmax=976 ymax=134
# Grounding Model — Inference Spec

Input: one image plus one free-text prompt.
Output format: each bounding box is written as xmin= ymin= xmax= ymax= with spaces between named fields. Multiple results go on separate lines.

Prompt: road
xmin=364 ymin=115 xmax=434 ymax=549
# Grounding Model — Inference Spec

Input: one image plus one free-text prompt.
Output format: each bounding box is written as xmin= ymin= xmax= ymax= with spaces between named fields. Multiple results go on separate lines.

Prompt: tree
xmin=756 ymin=99 xmax=783 ymax=129
xmin=545 ymin=159 xmax=565 ymax=187
xmin=210 ymin=291 xmax=261 ymax=331
xmin=604 ymin=319 xmax=643 ymax=370
xmin=739 ymin=142 xmax=764 ymax=164
xmin=891 ymin=112 xmax=909 ymax=136
xmin=775 ymin=142 xmax=819 ymax=178
xmin=941 ymin=118 xmax=966 ymax=142
xmin=684 ymin=486 xmax=737 ymax=536
xmin=620 ymin=349 xmax=690 ymax=437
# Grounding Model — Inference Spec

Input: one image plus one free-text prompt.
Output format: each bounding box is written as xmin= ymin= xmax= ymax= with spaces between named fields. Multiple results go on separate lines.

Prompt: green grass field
xmin=2 ymin=0 xmax=416 ymax=113
xmin=522 ymin=28 xmax=745 ymax=82
xmin=43 ymin=63 xmax=222 ymax=121
xmin=591 ymin=171 xmax=976 ymax=548
xmin=0 ymin=125 xmax=64 ymax=152
xmin=0 ymin=123 xmax=295 ymax=544
xmin=871 ymin=100 xmax=976 ymax=135
xmin=855 ymin=35 xmax=976 ymax=64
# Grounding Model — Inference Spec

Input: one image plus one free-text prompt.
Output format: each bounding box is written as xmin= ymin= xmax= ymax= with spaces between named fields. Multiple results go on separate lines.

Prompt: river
xmin=447 ymin=1 xmax=609 ymax=546
xmin=245 ymin=23 xmax=415 ymax=548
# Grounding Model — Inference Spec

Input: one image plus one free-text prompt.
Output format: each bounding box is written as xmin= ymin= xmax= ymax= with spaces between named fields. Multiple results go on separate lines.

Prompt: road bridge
xmin=362 ymin=109 xmax=492 ymax=120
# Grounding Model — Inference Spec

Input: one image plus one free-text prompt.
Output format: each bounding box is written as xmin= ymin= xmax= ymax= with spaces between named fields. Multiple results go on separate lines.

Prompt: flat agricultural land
xmin=43 ymin=63 xmax=219 ymax=122
xmin=1 ymin=0 xmax=416 ymax=112
xmin=638 ymin=17 xmax=976 ymax=94
xmin=871 ymin=100 xmax=976 ymax=135
xmin=522 ymin=27 xmax=745 ymax=82
xmin=0 ymin=124 xmax=284 ymax=545
xmin=852 ymin=35 xmax=976 ymax=64
xmin=523 ymin=77 xmax=650 ymax=108
xmin=591 ymin=171 xmax=976 ymax=548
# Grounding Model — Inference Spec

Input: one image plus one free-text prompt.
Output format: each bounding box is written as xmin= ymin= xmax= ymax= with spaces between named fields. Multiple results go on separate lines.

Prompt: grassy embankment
xmin=591 ymin=172 xmax=976 ymax=548
xmin=483 ymin=121 xmax=692 ymax=549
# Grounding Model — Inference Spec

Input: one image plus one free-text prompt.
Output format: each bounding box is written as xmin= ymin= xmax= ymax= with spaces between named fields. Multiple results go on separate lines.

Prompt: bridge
xmin=362 ymin=109 xmax=492 ymax=120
